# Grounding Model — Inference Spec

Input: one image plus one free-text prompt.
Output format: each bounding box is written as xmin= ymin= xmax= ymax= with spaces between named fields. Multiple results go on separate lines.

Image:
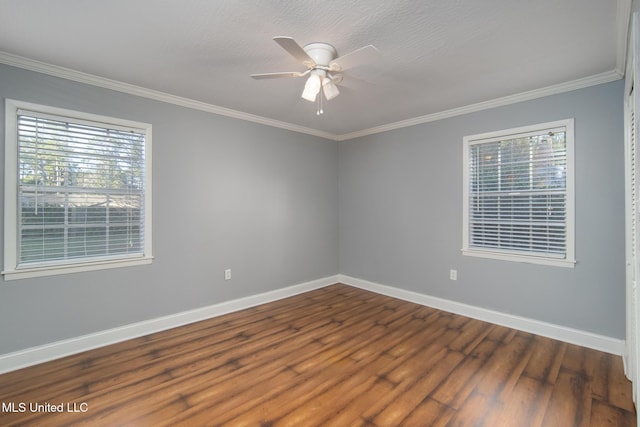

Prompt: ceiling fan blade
xmin=273 ymin=36 xmax=316 ymax=68
xmin=329 ymin=45 xmax=380 ymax=72
xmin=250 ymin=71 xmax=308 ymax=79
xmin=334 ymin=73 xmax=375 ymax=91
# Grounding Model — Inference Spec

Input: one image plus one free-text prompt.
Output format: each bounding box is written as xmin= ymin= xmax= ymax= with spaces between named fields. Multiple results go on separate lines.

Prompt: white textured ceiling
xmin=0 ymin=0 xmax=627 ymax=139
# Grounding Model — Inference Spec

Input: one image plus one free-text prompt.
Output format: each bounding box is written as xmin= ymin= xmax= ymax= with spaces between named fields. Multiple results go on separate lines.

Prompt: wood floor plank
xmin=474 ymin=332 xmax=535 ymax=399
xmin=591 ymin=352 xmax=636 ymax=413
xmin=447 ymin=318 xmax=493 ymax=355
xmin=399 ymin=398 xmax=455 ymax=427
xmin=446 ymin=389 xmax=494 ymax=426
xmin=523 ymin=335 xmax=567 ymax=385
xmin=430 ymin=338 xmax=501 ymax=409
xmin=0 ymin=283 xmax=635 ymax=427
xmin=272 ymin=322 xmax=433 ymax=425
xmin=541 ymin=368 xmax=593 ymax=427
xmin=591 ymin=399 xmax=637 ymax=427
xmin=372 ymin=349 xmax=465 ymax=426
xmin=482 ymin=375 xmax=553 ymax=427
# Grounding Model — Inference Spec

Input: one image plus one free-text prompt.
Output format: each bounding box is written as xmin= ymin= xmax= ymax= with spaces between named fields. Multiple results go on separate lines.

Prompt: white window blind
xmin=3 ymin=99 xmax=152 ymax=279
xmin=17 ymin=110 xmax=146 ymax=265
xmin=462 ymin=120 xmax=575 ymax=267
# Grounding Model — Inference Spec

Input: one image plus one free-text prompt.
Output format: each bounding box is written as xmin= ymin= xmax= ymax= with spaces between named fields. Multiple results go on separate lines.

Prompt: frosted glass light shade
xmin=301 ymin=74 xmax=321 ymax=102
xmin=322 ymin=78 xmax=340 ymax=100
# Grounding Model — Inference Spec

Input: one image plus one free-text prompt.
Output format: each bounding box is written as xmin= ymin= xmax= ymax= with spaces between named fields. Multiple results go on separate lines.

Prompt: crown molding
xmin=0 ymin=50 xmax=625 ymax=143
xmin=617 ymin=0 xmax=632 ymax=76
xmin=0 ymin=51 xmax=337 ymax=141
xmin=335 ymin=70 xmax=623 ymax=141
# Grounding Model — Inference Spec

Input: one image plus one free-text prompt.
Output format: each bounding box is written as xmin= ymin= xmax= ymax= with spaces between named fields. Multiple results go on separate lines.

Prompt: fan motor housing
xmin=303 ymin=42 xmax=337 ymax=66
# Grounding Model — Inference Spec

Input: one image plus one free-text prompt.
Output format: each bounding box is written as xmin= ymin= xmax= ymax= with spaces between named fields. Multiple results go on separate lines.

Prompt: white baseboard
xmin=0 ymin=273 xmax=625 ymax=374
xmin=0 ymin=275 xmax=339 ymax=374
xmin=338 ymin=274 xmax=625 ymax=356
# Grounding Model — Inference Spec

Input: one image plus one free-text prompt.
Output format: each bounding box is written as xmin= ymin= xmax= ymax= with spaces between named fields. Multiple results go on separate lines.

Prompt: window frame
xmin=462 ymin=119 xmax=575 ymax=268
xmin=3 ymin=99 xmax=153 ymax=280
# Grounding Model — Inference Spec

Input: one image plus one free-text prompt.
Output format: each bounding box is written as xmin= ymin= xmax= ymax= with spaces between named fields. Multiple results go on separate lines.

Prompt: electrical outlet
xmin=449 ymin=269 xmax=457 ymax=281
xmin=224 ymin=269 xmax=231 ymax=281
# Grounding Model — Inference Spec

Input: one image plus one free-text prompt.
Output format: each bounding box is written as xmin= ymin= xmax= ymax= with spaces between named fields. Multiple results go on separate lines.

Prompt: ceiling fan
xmin=251 ymin=37 xmax=379 ymax=114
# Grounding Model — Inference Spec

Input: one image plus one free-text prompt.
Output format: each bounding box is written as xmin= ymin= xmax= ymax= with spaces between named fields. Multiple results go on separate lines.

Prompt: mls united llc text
xmin=2 ymin=401 xmax=88 ymax=413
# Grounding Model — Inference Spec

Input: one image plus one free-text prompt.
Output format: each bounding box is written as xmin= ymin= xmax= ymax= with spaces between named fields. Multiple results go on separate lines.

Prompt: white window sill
xmin=462 ymin=248 xmax=576 ymax=268
xmin=2 ymin=256 xmax=154 ymax=281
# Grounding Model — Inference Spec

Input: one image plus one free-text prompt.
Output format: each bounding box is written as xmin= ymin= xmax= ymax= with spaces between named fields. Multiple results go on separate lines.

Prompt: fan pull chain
xmin=317 ymin=89 xmax=324 ymax=115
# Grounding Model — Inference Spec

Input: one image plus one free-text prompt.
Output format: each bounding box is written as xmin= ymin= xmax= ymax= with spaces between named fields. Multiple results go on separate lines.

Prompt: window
xmin=462 ymin=119 xmax=575 ymax=267
xmin=3 ymin=100 xmax=152 ymax=280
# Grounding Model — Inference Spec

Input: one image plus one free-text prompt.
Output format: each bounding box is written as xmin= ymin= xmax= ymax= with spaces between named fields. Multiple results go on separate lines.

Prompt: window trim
xmin=461 ymin=119 xmax=575 ymax=268
xmin=3 ymin=99 xmax=153 ymax=280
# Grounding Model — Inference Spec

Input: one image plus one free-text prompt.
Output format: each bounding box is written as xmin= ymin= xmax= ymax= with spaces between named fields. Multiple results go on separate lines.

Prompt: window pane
xmin=17 ymin=112 xmax=146 ymax=266
xmin=466 ymin=124 xmax=569 ymax=259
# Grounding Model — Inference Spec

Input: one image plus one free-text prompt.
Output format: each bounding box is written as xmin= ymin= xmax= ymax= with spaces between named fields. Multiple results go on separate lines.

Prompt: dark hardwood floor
xmin=0 ymin=284 xmax=636 ymax=426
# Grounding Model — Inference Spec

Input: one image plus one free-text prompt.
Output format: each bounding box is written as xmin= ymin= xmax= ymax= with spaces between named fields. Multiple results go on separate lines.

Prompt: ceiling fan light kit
xmin=251 ymin=36 xmax=379 ymax=115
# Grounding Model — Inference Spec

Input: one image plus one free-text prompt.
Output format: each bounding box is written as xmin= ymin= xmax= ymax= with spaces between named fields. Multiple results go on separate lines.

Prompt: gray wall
xmin=339 ymin=80 xmax=626 ymax=338
xmin=0 ymin=62 xmax=627 ymax=356
xmin=0 ymin=64 xmax=339 ymax=354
